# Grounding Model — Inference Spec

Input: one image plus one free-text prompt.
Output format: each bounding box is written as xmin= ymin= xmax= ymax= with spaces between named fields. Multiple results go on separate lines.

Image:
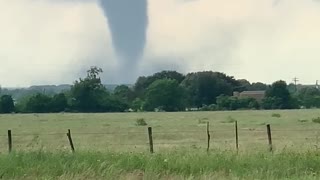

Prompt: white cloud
xmin=145 ymin=0 xmax=320 ymax=84
xmin=0 ymin=0 xmax=115 ymax=87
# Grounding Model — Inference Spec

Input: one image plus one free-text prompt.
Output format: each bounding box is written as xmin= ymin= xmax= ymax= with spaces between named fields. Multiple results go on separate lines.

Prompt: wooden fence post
xmin=148 ymin=127 xmax=154 ymax=153
xmin=67 ymin=129 xmax=75 ymax=153
xmin=207 ymin=122 xmax=211 ymax=152
xmin=266 ymin=124 xmax=273 ymax=152
xmin=235 ymin=121 xmax=239 ymax=152
xmin=8 ymin=130 xmax=12 ymax=153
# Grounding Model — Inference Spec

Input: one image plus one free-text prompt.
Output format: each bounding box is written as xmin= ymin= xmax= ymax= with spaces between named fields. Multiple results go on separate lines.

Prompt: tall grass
xmin=1 ymin=150 xmax=320 ymax=179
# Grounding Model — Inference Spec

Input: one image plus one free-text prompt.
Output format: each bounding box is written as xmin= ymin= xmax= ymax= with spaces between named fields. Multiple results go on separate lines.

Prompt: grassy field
xmin=2 ymin=150 xmax=320 ymax=179
xmin=1 ymin=110 xmax=320 ymax=179
xmin=1 ymin=109 xmax=320 ymax=153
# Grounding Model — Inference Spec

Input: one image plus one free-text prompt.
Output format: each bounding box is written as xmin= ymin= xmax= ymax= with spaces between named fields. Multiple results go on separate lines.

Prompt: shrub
xmin=298 ymin=119 xmax=308 ymax=123
xmin=200 ymin=104 xmax=218 ymax=111
xmin=271 ymin=113 xmax=281 ymax=118
xmin=135 ymin=118 xmax=147 ymax=126
xmin=200 ymin=105 xmax=210 ymax=111
xmin=312 ymin=117 xmax=320 ymax=124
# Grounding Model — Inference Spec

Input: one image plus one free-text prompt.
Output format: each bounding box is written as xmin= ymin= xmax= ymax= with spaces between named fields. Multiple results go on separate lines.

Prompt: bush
xmin=262 ymin=97 xmax=282 ymax=110
xmin=216 ymin=95 xmax=259 ymax=111
xmin=271 ymin=113 xmax=281 ymax=118
xmin=312 ymin=117 xmax=320 ymax=124
xmin=298 ymin=119 xmax=308 ymax=123
xmin=135 ymin=118 xmax=147 ymax=126
xmin=200 ymin=104 xmax=217 ymax=111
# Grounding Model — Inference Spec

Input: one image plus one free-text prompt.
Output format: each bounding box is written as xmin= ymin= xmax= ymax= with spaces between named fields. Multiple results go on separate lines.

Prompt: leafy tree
xmin=100 ymin=95 xmax=129 ymax=112
xmin=236 ymin=79 xmax=251 ymax=91
xmin=152 ymin=70 xmax=185 ymax=83
xmin=131 ymin=98 xmax=144 ymax=112
xmin=238 ymin=97 xmax=260 ymax=110
xmin=0 ymin=95 xmax=15 ymax=113
xmin=216 ymin=95 xmax=259 ymax=110
xmin=200 ymin=104 xmax=218 ymax=111
xmin=70 ymin=66 xmax=109 ymax=112
xmin=50 ymin=93 xmax=68 ymax=112
xmin=26 ymin=93 xmax=52 ymax=113
xmin=266 ymin=81 xmax=289 ymax=98
xmin=144 ymin=79 xmax=186 ymax=111
xmin=15 ymin=95 xmax=32 ymax=113
xmin=234 ymin=80 xmax=268 ymax=92
xmin=247 ymin=98 xmax=260 ymax=109
xmin=216 ymin=95 xmax=234 ymax=110
xmin=261 ymin=97 xmax=282 ymax=110
xmin=264 ymin=80 xmax=298 ymax=109
xmin=134 ymin=71 xmax=185 ymax=98
xmin=181 ymin=71 xmax=239 ymax=107
xmin=114 ymin=85 xmax=134 ymax=103
xmin=297 ymin=87 xmax=320 ymax=108
xmin=249 ymin=82 xmax=268 ymax=91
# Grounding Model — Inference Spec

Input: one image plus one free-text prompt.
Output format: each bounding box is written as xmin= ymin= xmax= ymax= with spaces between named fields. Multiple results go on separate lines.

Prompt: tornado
xmin=98 ymin=0 xmax=148 ymax=73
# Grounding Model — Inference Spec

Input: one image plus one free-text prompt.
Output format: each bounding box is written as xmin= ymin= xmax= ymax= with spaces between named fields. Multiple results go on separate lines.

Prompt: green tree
xmin=15 ymin=95 xmax=32 ymax=113
xmin=216 ymin=95 xmax=259 ymax=110
xmin=100 ymin=95 xmax=129 ymax=112
xmin=297 ymin=87 xmax=320 ymax=108
xmin=114 ymin=85 xmax=134 ymax=103
xmin=0 ymin=95 xmax=15 ymax=113
xmin=70 ymin=66 xmax=108 ymax=112
xmin=181 ymin=71 xmax=239 ymax=107
xmin=236 ymin=79 xmax=251 ymax=91
xmin=216 ymin=95 xmax=233 ymax=110
xmin=131 ymin=98 xmax=144 ymax=112
xmin=26 ymin=93 xmax=52 ymax=113
xmin=264 ymin=80 xmax=297 ymax=109
xmin=144 ymin=79 xmax=186 ymax=112
xmin=50 ymin=93 xmax=68 ymax=112
xmin=134 ymin=71 xmax=185 ymax=98
xmin=249 ymin=82 xmax=268 ymax=91
xmin=234 ymin=80 xmax=268 ymax=92
xmin=261 ymin=97 xmax=282 ymax=109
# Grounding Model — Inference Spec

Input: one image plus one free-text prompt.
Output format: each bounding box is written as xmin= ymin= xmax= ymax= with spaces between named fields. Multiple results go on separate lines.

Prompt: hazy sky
xmin=1 ymin=0 xmax=320 ymax=87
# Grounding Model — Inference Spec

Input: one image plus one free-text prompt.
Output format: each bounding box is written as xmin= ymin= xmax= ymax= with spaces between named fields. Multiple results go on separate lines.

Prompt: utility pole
xmin=293 ymin=77 xmax=299 ymax=92
xmin=316 ymin=80 xmax=319 ymax=89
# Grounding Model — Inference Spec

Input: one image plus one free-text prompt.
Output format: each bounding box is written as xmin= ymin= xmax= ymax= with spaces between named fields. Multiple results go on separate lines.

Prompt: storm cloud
xmin=98 ymin=0 xmax=148 ymax=71
xmin=1 ymin=0 xmax=320 ymax=86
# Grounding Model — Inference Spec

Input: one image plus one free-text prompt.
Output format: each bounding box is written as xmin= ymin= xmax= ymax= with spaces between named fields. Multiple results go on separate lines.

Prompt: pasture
xmin=1 ymin=110 xmax=320 ymax=179
xmin=1 ymin=110 xmax=320 ymax=153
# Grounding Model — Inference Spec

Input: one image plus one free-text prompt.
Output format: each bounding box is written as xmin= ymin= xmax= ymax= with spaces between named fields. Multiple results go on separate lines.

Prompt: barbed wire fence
xmin=3 ymin=122 xmax=320 ymax=154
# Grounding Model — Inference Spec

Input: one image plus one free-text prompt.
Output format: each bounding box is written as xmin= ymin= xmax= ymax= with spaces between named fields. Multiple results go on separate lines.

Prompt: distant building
xmin=233 ymin=91 xmax=266 ymax=102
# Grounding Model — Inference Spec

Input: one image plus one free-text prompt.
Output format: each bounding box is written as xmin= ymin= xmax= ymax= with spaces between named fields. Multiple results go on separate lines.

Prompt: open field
xmin=1 ymin=110 xmax=320 ymax=179
xmin=0 ymin=109 xmax=320 ymax=153
xmin=2 ymin=150 xmax=320 ymax=180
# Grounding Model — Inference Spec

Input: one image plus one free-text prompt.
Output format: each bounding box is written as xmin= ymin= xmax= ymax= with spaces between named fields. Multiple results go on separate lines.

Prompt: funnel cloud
xmin=98 ymin=0 xmax=148 ymax=70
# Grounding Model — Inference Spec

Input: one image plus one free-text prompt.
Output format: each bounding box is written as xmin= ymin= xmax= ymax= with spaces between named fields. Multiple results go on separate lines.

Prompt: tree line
xmin=0 ymin=67 xmax=319 ymax=113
